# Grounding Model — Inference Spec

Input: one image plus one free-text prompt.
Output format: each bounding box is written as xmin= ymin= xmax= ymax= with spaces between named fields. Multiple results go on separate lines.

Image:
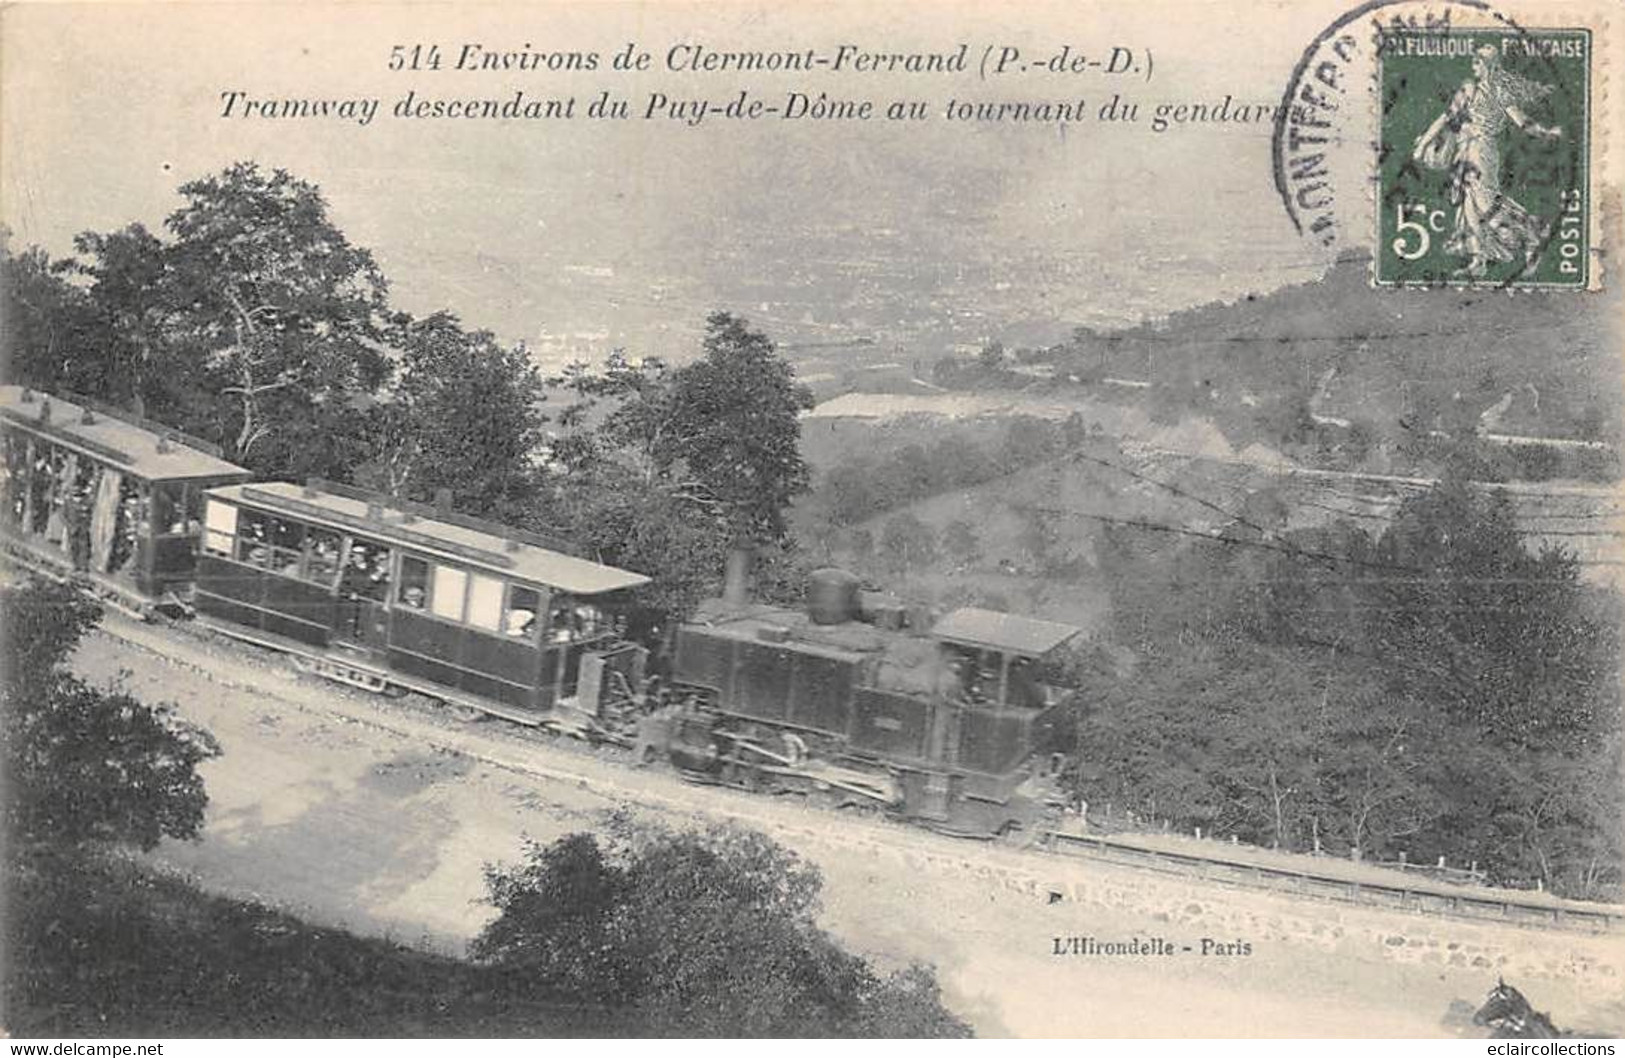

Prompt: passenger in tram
xmin=44 ymin=454 xmax=78 ymax=549
xmin=401 ymin=585 xmax=426 ymax=609
xmin=0 ymin=438 xmax=24 ymax=527
xmin=339 ymin=541 xmax=391 ymax=601
xmin=307 ymin=534 xmax=341 ymax=584
xmin=240 ymin=517 xmax=271 ymax=567
xmin=65 ymin=471 xmax=95 ymax=571
xmin=27 ymin=449 xmax=57 ymax=535
xmin=548 ymin=603 xmax=578 ymax=643
xmin=108 ymin=488 xmax=143 ymax=575
xmin=1006 ymin=657 xmax=1044 ymax=710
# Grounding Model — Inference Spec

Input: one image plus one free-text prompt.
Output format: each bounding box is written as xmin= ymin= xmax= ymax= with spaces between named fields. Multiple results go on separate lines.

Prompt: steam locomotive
xmin=0 ymin=385 xmax=1079 ymax=836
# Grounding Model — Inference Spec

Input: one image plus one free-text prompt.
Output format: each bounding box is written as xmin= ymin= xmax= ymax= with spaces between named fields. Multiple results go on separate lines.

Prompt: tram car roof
xmin=931 ymin=607 xmax=1083 ymax=659
xmin=209 ymin=480 xmax=651 ymax=597
xmin=0 ymin=385 xmax=249 ymax=482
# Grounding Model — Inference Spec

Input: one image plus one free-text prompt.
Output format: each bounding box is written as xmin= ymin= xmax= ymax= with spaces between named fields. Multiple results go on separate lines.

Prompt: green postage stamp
xmin=1376 ymin=27 xmax=1590 ymax=288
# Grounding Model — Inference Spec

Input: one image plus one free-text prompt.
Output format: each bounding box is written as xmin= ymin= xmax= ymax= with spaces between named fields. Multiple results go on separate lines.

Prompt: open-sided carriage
xmin=0 ymin=386 xmax=251 ymax=613
xmin=192 ymin=479 xmax=650 ymax=730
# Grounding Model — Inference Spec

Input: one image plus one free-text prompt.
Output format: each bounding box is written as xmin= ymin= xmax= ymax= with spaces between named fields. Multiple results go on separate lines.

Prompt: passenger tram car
xmin=0 ymin=385 xmax=251 ymax=612
xmin=193 ymin=479 xmax=651 ymax=732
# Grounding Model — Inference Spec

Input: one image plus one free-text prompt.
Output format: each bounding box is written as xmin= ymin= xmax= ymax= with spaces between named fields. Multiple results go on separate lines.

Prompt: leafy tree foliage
xmin=1074 ymin=476 xmax=1622 ymax=898
xmin=1 ymin=578 xmax=219 ymax=852
xmin=880 ymin=512 xmax=937 ymax=572
xmin=66 ymin=224 xmax=187 ymax=419
xmin=1 ymin=233 xmax=101 ymax=397
xmin=599 ymin=313 xmax=813 ymax=544
xmin=160 ymin=163 xmax=394 ymax=475
xmin=544 ymin=321 xmax=814 ymax=620
xmin=357 ymin=311 xmax=549 ymax=520
xmin=8 ymin=167 xmax=559 ymax=507
xmin=8 ymin=165 xmax=394 ymax=482
xmin=473 ymin=820 xmax=970 ymax=1037
xmin=942 ymin=520 xmax=982 ymax=567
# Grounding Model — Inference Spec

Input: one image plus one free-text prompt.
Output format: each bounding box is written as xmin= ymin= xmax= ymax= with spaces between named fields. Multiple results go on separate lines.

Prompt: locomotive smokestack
xmin=723 ymin=546 xmax=753 ymax=606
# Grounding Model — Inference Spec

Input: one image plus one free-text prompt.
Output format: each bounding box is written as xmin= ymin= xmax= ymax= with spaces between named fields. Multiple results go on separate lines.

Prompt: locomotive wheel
xmin=996 ymin=821 xmax=1039 ymax=850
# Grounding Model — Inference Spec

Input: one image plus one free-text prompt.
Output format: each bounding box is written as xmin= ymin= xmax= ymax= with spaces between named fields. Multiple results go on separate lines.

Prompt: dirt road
xmin=68 ymin=616 xmax=1623 ymax=1037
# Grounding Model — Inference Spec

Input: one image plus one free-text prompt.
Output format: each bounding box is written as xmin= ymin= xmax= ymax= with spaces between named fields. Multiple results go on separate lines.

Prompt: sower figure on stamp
xmin=1412 ymin=44 xmax=1563 ymax=277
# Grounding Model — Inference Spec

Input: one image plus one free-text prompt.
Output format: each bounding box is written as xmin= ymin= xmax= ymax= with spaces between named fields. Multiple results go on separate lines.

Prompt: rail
xmin=1040 ymin=830 xmax=1624 ymax=933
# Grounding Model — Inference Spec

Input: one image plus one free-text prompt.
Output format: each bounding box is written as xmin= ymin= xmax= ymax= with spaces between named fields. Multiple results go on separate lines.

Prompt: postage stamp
xmin=1375 ymin=26 xmax=1591 ymax=288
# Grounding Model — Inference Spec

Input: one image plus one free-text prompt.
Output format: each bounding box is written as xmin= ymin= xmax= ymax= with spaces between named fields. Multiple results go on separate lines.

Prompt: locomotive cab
xmin=900 ymin=608 xmax=1081 ymax=833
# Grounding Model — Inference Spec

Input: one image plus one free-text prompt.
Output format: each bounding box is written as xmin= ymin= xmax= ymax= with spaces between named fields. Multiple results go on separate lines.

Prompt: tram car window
xmin=305 ymin=527 xmax=342 ymax=585
xmin=0 ymin=386 xmax=250 ymax=611
xmin=466 ymin=572 xmax=504 ymax=632
xmin=431 ymin=565 xmax=469 ymax=621
xmin=192 ymin=479 xmax=649 ymax=722
xmin=235 ymin=508 xmax=273 ymax=567
xmin=398 ymin=556 xmax=431 ymax=609
xmin=504 ymin=585 xmax=540 ymax=639
xmin=203 ymin=499 xmax=237 ymax=556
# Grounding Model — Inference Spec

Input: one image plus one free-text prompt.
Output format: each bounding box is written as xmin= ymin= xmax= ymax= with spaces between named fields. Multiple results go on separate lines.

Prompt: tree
xmin=169 ymin=164 xmax=393 ymax=469
xmin=67 ymin=224 xmax=188 ymax=419
xmin=0 ymin=234 xmax=100 ymax=396
xmin=1078 ymin=473 xmax=1622 ymax=896
xmin=358 ymin=311 xmax=549 ymax=520
xmin=554 ymin=467 xmax=731 ymax=621
xmin=542 ymin=321 xmax=813 ymax=619
xmin=2 ymin=578 xmax=218 ymax=853
xmin=1371 ymin=477 xmax=1609 ymax=749
xmin=473 ymin=819 xmax=970 ymax=1037
xmin=605 ymin=312 xmax=813 ymax=543
xmin=942 ymin=520 xmax=982 ymax=567
xmin=880 ymin=512 xmax=936 ymax=572
xmin=58 ymin=164 xmax=395 ymax=480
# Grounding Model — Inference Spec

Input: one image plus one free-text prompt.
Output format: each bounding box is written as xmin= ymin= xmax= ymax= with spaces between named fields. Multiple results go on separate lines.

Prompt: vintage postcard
xmin=1 ymin=0 xmax=1621 ymax=1042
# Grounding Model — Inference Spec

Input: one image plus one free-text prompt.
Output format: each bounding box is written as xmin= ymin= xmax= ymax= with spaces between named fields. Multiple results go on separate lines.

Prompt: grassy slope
xmin=3 ymin=853 xmax=634 ymax=1038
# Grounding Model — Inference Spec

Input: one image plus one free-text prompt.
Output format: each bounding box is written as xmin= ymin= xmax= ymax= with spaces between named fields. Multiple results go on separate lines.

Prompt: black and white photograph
xmin=1 ymin=0 xmax=1621 ymax=1042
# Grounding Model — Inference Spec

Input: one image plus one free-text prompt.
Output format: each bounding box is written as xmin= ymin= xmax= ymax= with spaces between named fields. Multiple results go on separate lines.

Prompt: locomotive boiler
xmin=641 ymin=565 xmax=1082 ymax=838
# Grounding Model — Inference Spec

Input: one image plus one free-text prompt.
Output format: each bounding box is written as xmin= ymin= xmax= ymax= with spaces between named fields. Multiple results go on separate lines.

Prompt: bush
xmin=473 ymin=819 xmax=971 ymax=1037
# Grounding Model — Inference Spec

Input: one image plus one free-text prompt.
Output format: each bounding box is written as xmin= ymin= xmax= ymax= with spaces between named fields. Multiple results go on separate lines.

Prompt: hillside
xmin=1027 ymin=253 xmax=1621 ymax=453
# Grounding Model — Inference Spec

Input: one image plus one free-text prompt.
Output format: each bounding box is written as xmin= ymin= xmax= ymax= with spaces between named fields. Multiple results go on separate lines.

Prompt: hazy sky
xmin=3 ymin=0 xmax=1567 ymax=366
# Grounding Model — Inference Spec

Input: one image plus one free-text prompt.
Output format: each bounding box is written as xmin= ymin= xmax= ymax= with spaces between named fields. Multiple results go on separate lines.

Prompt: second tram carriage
xmin=193 ymin=479 xmax=650 ymax=730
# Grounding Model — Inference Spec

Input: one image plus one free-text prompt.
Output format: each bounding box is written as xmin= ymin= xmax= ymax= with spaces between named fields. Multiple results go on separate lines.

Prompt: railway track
xmin=75 ymin=601 xmax=1625 ymax=937
xmin=1039 ymin=832 xmax=1623 ymax=934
